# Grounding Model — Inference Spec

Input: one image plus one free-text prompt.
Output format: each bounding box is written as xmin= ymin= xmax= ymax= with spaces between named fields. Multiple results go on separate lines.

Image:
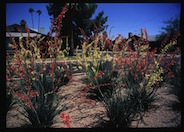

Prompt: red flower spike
xmin=29 ymin=91 xmax=39 ymax=98
xmin=144 ymin=28 xmax=149 ymax=43
xmin=166 ymin=72 xmax=175 ymax=79
xmin=96 ymin=70 xmax=104 ymax=78
xmin=53 ymin=86 xmax=59 ymax=92
xmin=60 ymin=113 xmax=71 ymax=128
xmin=84 ymin=99 xmax=95 ymax=106
xmin=155 ymin=81 xmax=160 ymax=86
xmin=26 ymin=99 xmax=33 ymax=109
xmin=124 ymin=58 xmax=130 ymax=65
xmin=12 ymin=91 xmax=33 ymax=109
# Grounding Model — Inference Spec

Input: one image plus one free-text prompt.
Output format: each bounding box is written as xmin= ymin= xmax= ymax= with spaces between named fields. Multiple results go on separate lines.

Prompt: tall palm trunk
xmin=36 ymin=10 xmax=42 ymax=33
xmin=31 ymin=13 xmax=34 ymax=29
xmin=38 ymin=15 xmax=40 ymax=32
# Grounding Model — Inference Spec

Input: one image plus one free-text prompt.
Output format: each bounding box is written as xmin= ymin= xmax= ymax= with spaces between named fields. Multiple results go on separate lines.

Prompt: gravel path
xmin=6 ymin=74 xmax=181 ymax=128
xmin=131 ymin=83 xmax=181 ymax=128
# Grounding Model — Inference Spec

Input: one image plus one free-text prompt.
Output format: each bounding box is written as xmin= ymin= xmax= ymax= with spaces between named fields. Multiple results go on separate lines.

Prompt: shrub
xmin=6 ymin=3 xmax=71 ymax=128
xmin=167 ymin=58 xmax=181 ymax=102
xmin=6 ymin=89 xmax=14 ymax=113
xmin=76 ymin=33 xmax=117 ymax=100
xmin=6 ymin=36 xmax=71 ymax=127
xmin=114 ymin=29 xmax=180 ymax=108
xmin=77 ymin=28 xmax=180 ymax=127
xmin=103 ymin=87 xmax=141 ymax=128
xmin=104 ymin=29 xmax=180 ymax=127
xmin=81 ymin=60 xmax=117 ymax=100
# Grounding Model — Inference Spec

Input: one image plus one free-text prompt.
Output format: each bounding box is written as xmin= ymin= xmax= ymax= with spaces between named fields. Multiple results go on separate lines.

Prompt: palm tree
xmin=29 ymin=8 xmax=35 ymax=29
xmin=36 ymin=9 xmax=42 ymax=32
xmin=20 ymin=19 xmax=27 ymax=27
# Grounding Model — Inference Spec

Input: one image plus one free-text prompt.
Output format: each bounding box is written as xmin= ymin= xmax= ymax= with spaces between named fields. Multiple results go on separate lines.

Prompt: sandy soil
xmin=6 ymin=74 xmax=181 ymax=128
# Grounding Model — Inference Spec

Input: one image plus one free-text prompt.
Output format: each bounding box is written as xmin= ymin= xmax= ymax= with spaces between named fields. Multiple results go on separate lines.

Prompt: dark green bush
xmin=168 ymin=60 xmax=181 ymax=102
xmin=103 ymin=87 xmax=143 ymax=128
xmin=11 ymin=64 xmax=69 ymax=128
xmin=82 ymin=60 xmax=117 ymax=100
xmin=6 ymin=91 xmax=13 ymax=113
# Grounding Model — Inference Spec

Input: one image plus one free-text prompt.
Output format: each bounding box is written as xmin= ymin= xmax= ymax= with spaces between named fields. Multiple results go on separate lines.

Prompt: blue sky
xmin=6 ymin=3 xmax=181 ymax=38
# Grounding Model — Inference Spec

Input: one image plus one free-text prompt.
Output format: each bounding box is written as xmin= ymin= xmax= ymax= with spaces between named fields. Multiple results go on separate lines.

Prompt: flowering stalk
xmin=60 ymin=113 xmax=71 ymax=128
xmin=51 ymin=3 xmax=69 ymax=37
xmin=6 ymin=3 xmax=71 ymax=127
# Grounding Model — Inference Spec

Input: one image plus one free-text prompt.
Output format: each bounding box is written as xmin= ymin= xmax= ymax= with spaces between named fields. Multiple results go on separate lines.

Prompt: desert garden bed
xmin=6 ymin=73 xmax=181 ymax=128
xmin=6 ymin=16 xmax=181 ymax=128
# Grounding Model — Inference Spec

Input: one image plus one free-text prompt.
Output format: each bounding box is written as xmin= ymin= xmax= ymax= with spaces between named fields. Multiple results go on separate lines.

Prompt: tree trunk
xmin=69 ymin=4 xmax=74 ymax=56
xmin=38 ymin=15 xmax=40 ymax=32
xmin=31 ymin=13 xmax=34 ymax=29
xmin=180 ymin=3 xmax=183 ymax=34
xmin=69 ymin=25 xmax=74 ymax=56
xmin=179 ymin=3 xmax=183 ymax=48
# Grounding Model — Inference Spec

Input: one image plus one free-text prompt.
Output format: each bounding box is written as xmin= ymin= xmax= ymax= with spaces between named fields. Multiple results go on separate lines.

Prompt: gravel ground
xmin=6 ymin=74 xmax=181 ymax=128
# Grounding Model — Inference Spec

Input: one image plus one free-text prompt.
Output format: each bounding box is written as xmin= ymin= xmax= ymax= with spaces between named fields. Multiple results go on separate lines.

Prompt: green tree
xmin=90 ymin=11 xmax=108 ymax=35
xmin=29 ymin=8 xmax=35 ymax=29
xmin=46 ymin=3 xmax=108 ymax=56
xmin=156 ymin=15 xmax=180 ymax=52
xmin=36 ymin=9 xmax=42 ymax=32
xmin=156 ymin=15 xmax=180 ymax=41
xmin=20 ymin=19 xmax=27 ymax=27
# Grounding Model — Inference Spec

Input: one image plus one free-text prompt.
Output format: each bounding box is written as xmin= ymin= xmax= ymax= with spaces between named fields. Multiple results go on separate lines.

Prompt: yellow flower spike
xmin=37 ymin=55 xmax=41 ymax=62
xmin=139 ymin=82 xmax=143 ymax=89
xmin=61 ymin=67 xmax=65 ymax=72
xmin=78 ymin=66 xmax=83 ymax=70
xmin=145 ymin=74 xmax=150 ymax=80
xmin=91 ymin=67 xmax=96 ymax=73
xmin=19 ymin=36 xmax=23 ymax=40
